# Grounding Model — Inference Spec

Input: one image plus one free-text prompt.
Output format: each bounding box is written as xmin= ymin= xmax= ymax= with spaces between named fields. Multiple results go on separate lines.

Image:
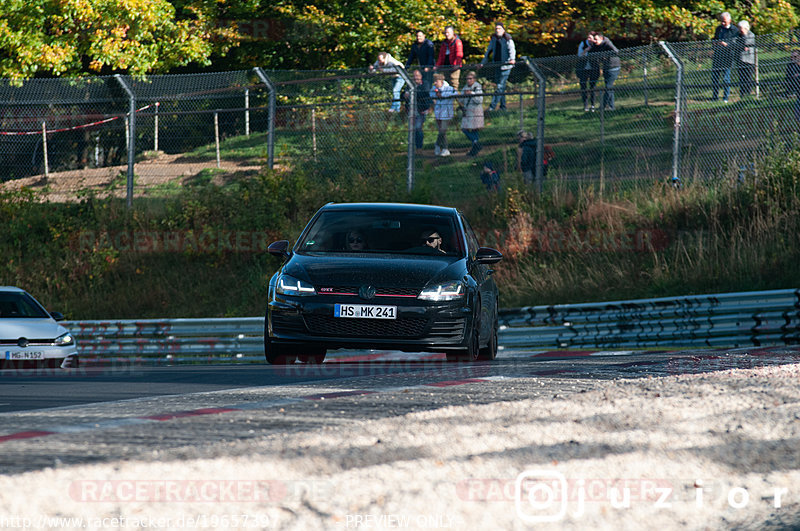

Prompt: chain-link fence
xmin=2 ymin=30 xmax=800 ymax=203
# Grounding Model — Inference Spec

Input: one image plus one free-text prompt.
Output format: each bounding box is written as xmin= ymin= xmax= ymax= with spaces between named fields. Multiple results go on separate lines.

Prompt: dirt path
xmin=0 ymin=153 xmax=264 ymax=202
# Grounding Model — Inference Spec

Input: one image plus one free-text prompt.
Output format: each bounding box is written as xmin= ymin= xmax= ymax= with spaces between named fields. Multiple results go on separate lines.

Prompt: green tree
xmin=0 ymin=0 xmax=240 ymax=79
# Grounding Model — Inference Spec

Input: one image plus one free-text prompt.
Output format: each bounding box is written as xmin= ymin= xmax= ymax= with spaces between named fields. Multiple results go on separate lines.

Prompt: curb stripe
xmin=0 ymin=430 xmax=54 ymax=442
xmin=303 ymin=390 xmax=377 ymax=401
xmin=143 ymin=407 xmax=239 ymax=421
xmin=425 ymin=378 xmax=486 ymax=387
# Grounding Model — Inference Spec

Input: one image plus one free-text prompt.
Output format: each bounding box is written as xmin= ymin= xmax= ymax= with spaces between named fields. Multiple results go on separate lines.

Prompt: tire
xmin=447 ymin=317 xmax=480 ymax=362
xmin=264 ymin=339 xmax=297 ymax=365
xmin=298 ymin=347 xmax=327 ymax=364
xmin=478 ymin=310 xmax=498 ymax=361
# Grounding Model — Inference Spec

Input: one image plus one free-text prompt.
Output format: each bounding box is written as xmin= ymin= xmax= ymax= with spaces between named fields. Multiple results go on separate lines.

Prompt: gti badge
xmin=359 ymin=285 xmax=377 ymax=300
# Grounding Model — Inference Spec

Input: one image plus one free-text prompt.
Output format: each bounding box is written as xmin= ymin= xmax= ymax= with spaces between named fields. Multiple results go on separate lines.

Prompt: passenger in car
xmin=345 ymin=230 xmax=368 ymax=251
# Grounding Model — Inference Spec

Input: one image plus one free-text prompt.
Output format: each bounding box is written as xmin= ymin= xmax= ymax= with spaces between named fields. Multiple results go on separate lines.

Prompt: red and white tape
xmin=0 ymin=103 xmax=157 ymax=136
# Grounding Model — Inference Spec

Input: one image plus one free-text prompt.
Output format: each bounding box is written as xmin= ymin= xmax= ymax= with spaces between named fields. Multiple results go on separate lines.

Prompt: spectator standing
xmin=435 ymin=26 xmax=464 ymax=94
xmin=517 ymin=131 xmax=554 ymax=194
xmin=459 ymin=71 xmax=484 ymax=156
xmin=480 ymin=23 xmax=516 ymax=111
xmin=577 ymin=32 xmax=601 ymax=112
xmin=370 ymin=52 xmax=406 ymax=112
xmin=786 ymin=50 xmax=800 ymax=124
xmin=403 ymin=70 xmax=432 ymax=150
xmin=587 ymin=32 xmax=621 ymax=111
xmin=406 ymin=30 xmax=435 ymax=90
xmin=736 ymin=20 xmax=756 ymax=97
xmin=712 ymin=12 xmax=738 ymax=102
xmin=430 ymin=73 xmax=456 ymax=156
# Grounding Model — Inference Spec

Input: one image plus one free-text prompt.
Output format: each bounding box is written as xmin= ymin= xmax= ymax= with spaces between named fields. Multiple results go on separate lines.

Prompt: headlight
xmin=418 ymin=281 xmax=464 ymax=301
xmin=276 ymin=274 xmax=316 ymax=296
xmin=54 ymin=332 xmax=74 ymax=347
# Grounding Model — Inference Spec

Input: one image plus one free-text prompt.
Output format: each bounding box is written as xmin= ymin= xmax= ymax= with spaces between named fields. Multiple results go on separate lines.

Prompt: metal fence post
xmin=114 ymin=74 xmax=136 ymax=208
xmin=396 ymin=67 xmax=415 ymax=193
xmin=643 ymin=48 xmax=649 ymax=107
xmin=523 ymin=57 xmax=546 ymax=191
xmin=659 ymin=42 xmax=683 ymax=184
xmin=245 ymin=88 xmax=250 ymax=136
xmin=41 ymin=122 xmax=49 ymax=178
xmin=253 ymin=68 xmax=276 ymax=170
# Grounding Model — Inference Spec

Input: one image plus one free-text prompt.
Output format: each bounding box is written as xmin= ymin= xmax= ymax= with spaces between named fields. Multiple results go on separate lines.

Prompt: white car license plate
xmin=7 ymin=351 xmax=44 ymax=360
xmin=334 ymin=304 xmax=396 ymax=319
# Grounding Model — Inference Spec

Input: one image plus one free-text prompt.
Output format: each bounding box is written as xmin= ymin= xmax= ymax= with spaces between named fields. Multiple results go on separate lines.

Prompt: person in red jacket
xmin=435 ymin=26 xmax=464 ymax=95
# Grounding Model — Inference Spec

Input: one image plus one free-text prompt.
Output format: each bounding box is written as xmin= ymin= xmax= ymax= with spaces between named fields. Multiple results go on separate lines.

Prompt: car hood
xmin=0 ymin=319 xmax=66 ymax=340
xmin=284 ymin=254 xmax=463 ymax=288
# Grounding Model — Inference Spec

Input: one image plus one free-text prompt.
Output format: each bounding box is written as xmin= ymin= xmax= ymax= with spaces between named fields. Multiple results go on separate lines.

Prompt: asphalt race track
xmin=3 ymin=346 xmax=799 ymax=415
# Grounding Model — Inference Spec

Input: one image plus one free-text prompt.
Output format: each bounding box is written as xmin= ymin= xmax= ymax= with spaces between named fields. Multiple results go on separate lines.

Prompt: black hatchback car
xmin=265 ymin=202 xmax=502 ymax=363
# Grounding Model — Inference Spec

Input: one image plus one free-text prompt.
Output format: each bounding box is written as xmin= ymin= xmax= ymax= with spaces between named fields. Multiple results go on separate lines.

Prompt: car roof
xmin=0 ymin=286 xmax=25 ymax=293
xmin=319 ymin=202 xmax=460 ymax=216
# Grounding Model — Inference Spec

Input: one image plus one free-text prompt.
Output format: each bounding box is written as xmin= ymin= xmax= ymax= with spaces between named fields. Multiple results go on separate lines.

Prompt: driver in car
xmin=421 ymin=229 xmax=446 ymax=254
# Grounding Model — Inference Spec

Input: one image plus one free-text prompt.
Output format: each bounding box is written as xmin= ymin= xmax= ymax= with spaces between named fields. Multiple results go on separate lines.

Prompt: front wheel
xmin=478 ymin=309 xmax=498 ymax=361
xmin=478 ymin=310 xmax=500 ymax=361
xmin=264 ymin=338 xmax=297 ymax=365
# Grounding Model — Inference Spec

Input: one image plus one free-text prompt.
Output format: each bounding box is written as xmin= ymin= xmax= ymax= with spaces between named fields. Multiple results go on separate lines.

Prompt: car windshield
xmin=0 ymin=291 xmax=50 ymax=319
xmin=297 ymin=210 xmax=465 ymax=257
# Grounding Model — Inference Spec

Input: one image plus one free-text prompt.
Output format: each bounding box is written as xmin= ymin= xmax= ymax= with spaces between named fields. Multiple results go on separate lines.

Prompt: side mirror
xmin=475 ymin=247 xmax=503 ymax=264
xmin=268 ymin=240 xmax=292 ymax=259
xmin=50 ymin=311 xmax=65 ymax=321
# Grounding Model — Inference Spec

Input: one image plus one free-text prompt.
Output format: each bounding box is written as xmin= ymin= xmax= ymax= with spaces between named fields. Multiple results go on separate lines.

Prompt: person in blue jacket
xmin=430 ymin=73 xmax=456 ymax=156
xmin=480 ymin=22 xmax=516 ymax=111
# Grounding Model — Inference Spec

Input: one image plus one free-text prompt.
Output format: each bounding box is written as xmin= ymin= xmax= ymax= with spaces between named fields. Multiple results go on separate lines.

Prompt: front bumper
xmin=267 ymin=297 xmax=473 ymax=353
xmin=1 ymin=344 xmax=79 ymax=365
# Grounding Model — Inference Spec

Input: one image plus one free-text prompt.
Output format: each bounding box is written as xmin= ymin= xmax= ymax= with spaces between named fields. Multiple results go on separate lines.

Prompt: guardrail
xmin=499 ymin=288 xmax=800 ymax=349
xmin=64 ymin=289 xmax=800 ymax=363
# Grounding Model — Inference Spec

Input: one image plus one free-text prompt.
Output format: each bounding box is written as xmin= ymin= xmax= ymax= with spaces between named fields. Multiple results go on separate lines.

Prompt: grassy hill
xmin=1 ymin=124 xmax=798 ymax=319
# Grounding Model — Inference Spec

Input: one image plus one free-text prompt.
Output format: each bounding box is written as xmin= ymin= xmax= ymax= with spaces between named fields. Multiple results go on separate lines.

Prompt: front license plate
xmin=334 ymin=304 xmax=397 ymax=319
xmin=6 ymin=351 xmax=44 ymax=360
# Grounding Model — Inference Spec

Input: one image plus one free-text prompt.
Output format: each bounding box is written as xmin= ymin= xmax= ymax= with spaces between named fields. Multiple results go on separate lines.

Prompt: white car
xmin=0 ymin=286 xmax=79 ymax=368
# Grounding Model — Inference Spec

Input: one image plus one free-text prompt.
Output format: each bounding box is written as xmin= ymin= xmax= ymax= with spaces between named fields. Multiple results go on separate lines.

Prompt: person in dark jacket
xmin=736 ymin=20 xmax=756 ymax=97
xmin=518 ymin=131 xmax=554 ymax=194
xmin=435 ymin=26 xmax=464 ymax=95
xmin=576 ymin=31 xmax=601 ymax=111
xmin=587 ymin=32 xmax=621 ymax=111
xmin=403 ymin=69 xmax=432 ymax=150
xmin=712 ymin=12 xmax=739 ymax=102
xmin=406 ymin=30 xmax=435 ymax=90
xmin=480 ymin=161 xmax=500 ymax=192
xmin=480 ymin=22 xmax=516 ymax=111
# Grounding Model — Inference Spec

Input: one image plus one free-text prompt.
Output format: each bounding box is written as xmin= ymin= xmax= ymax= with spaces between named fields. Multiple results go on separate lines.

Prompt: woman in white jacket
xmin=459 ymin=71 xmax=484 ymax=156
